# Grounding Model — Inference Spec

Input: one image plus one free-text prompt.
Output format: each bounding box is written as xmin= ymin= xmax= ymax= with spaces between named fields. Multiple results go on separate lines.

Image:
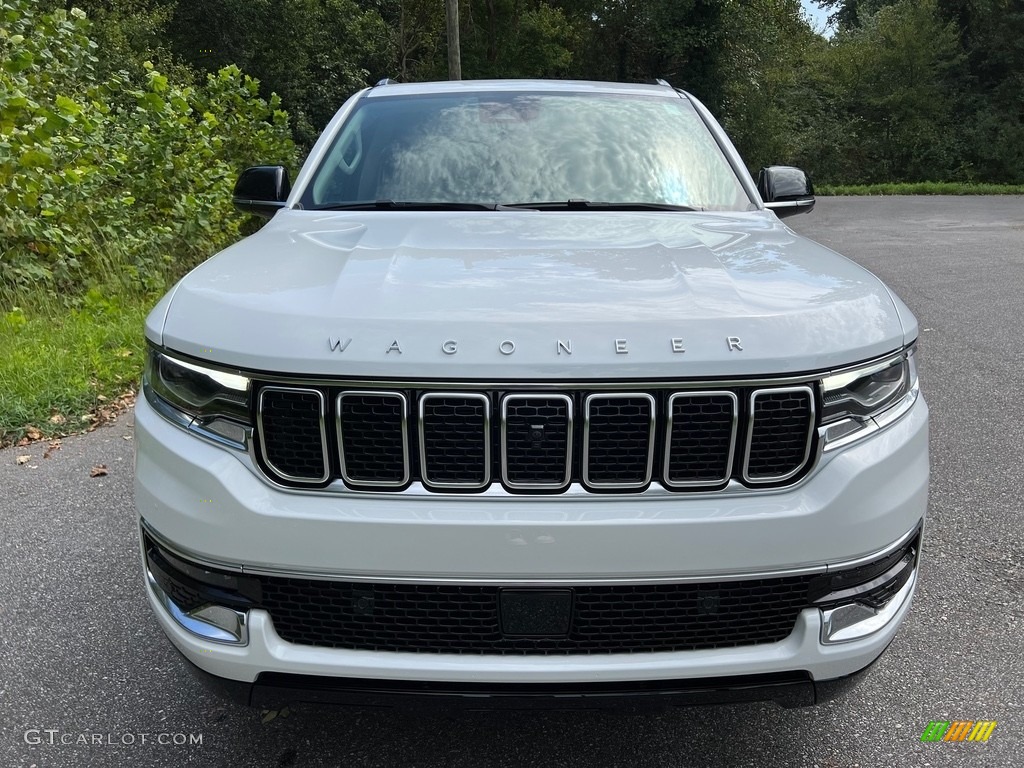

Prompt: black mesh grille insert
xmin=503 ymin=396 xmax=571 ymax=487
xmin=338 ymin=393 xmax=407 ymax=485
xmin=256 ymin=576 xmax=811 ymax=654
xmin=585 ymin=395 xmax=653 ymax=486
xmin=259 ymin=389 xmax=326 ymax=481
xmin=746 ymin=389 xmax=814 ymax=480
xmin=420 ymin=395 xmax=489 ymax=487
xmin=666 ymin=393 xmax=736 ymax=485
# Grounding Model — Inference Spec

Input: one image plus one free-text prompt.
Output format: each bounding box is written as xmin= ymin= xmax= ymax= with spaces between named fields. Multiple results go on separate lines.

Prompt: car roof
xmin=364 ymin=79 xmax=686 ymax=99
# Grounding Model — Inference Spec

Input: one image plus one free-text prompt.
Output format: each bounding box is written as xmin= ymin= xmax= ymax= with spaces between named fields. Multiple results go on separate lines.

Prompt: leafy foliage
xmin=0 ymin=0 xmax=296 ymax=304
xmin=165 ymin=0 xmax=390 ymax=148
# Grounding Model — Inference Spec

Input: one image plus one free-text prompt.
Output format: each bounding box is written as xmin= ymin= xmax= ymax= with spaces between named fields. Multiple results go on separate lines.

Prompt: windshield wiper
xmin=313 ymin=200 xmax=701 ymax=212
xmin=312 ymin=200 xmax=498 ymax=211
xmin=500 ymin=200 xmax=699 ymax=212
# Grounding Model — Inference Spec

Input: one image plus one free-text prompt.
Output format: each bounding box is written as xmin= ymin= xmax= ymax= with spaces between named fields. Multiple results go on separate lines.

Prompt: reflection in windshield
xmin=307 ymin=92 xmax=753 ymax=212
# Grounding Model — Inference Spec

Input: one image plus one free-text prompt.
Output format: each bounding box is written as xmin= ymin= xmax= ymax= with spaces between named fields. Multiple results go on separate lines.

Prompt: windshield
xmin=302 ymin=90 xmax=754 ymax=212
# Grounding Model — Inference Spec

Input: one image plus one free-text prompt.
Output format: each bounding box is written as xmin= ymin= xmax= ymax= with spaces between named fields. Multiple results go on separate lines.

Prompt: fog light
xmin=147 ymin=571 xmax=249 ymax=645
xmin=820 ymin=570 xmax=916 ymax=644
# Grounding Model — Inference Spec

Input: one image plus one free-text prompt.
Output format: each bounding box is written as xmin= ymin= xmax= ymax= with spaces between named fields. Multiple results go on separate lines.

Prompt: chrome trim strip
xmin=822 ymin=520 xmax=921 ymax=574
xmin=662 ymin=390 xmax=738 ymax=488
xmin=821 ymin=570 xmax=917 ymax=644
xmin=765 ymin=199 xmax=815 ymax=211
xmin=144 ymin=382 xmax=250 ymax=452
xmin=139 ymin=518 xmax=923 ymax=587
xmin=256 ymin=387 xmax=330 ymax=484
xmin=145 ymin=381 xmax=195 ymax=432
xmin=336 ymin=391 xmax=410 ymax=488
xmin=500 ymin=394 xmax=573 ymax=490
xmin=418 ymin=392 xmax=491 ymax=489
xmin=815 ymin=553 xmax=915 ymax=606
xmin=582 ymin=393 xmax=656 ymax=489
xmin=244 ymin=473 xmax=816 ymax=500
xmin=146 ymin=569 xmax=248 ymax=645
xmin=151 ymin=341 xmax=916 ymax=392
xmin=742 ymin=386 xmax=816 ymax=484
xmin=821 ymin=381 xmax=919 ymax=453
xmin=871 ymin=382 xmax=920 ymax=431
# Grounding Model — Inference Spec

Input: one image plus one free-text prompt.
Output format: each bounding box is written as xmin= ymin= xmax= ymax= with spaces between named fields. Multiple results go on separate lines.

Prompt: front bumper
xmin=134 ymin=391 xmax=928 ymax=704
xmin=177 ymin=654 xmax=880 ymax=711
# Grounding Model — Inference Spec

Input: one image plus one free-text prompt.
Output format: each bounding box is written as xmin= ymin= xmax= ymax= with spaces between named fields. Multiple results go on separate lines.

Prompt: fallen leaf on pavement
xmin=90 ymin=464 xmax=108 ymax=477
xmin=16 ymin=455 xmax=31 ymax=465
xmin=260 ymin=706 xmax=290 ymax=724
xmin=44 ymin=440 xmax=61 ymax=459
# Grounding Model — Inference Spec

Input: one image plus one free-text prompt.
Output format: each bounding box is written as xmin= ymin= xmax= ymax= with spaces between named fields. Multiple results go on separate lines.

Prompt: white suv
xmin=135 ymin=79 xmax=928 ymax=709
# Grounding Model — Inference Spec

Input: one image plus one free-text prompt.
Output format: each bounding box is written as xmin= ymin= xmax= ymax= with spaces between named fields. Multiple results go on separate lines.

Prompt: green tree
xmin=381 ymin=0 xmax=446 ymax=80
xmin=937 ymin=0 xmax=1024 ymax=181
xmin=718 ymin=0 xmax=821 ymax=172
xmin=166 ymin=0 xmax=391 ymax=148
xmin=799 ymin=0 xmax=965 ymax=183
xmin=454 ymin=0 xmax=582 ymax=79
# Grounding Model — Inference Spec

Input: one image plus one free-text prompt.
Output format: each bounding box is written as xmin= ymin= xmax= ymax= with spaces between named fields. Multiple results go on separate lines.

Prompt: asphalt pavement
xmin=1 ymin=196 xmax=1022 ymax=767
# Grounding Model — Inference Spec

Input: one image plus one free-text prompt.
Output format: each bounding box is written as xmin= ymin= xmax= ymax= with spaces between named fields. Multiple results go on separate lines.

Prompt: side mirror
xmin=757 ymin=166 xmax=815 ymax=219
xmin=232 ymin=165 xmax=291 ymax=218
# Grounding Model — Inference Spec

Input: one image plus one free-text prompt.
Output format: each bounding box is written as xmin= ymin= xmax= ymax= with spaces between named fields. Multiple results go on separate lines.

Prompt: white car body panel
xmin=135 ymin=393 xmax=927 ymax=581
xmin=154 ymin=209 xmax=906 ymax=379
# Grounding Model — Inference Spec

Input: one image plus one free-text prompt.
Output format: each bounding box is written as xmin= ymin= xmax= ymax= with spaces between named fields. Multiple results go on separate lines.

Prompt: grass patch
xmin=0 ymin=290 xmax=153 ymax=446
xmin=817 ymin=182 xmax=1024 ymax=196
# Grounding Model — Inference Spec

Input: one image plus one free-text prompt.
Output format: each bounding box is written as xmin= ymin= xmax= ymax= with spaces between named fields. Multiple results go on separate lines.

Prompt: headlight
xmin=820 ymin=345 xmax=918 ymax=449
xmin=144 ymin=347 xmax=251 ymax=447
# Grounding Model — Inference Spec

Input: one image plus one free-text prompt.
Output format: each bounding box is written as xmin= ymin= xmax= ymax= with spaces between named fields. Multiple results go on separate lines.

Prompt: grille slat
xmin=419 ymin=393 xmax=491 ymax=488
xmin=257 ymin=388 xmax=328 ymax=482
xmin=337 ymin=392 xmax=409 ymax=487
xmin=664 ymin=392 xmax=737 ymax=486
xmin=583 ymin=394 xmax=655 ymax=488
xmin=257 ymin=576 xmax=811 ymax=654
xmin=256 ymin=384 xmax=817 ymax=492
xmin=502 ymin=395 xmax=572 ymax=489
xmin=744 ymin=387 xmax=816 ymax=483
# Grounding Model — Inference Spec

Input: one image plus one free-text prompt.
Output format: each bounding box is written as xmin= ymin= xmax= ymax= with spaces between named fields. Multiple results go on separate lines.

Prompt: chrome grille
xmin=501 ymin=395 xmax=573 ymax=489
xmin=419 ymin=393 xmax=491 ymax=489
xmin=257 ymin=387 xmax=328 ymax=483
xmin=743 ymin=387 xmax=816 ymax=483
xmin=337 ymin=392 xmax=409 ymax=487
xmin=583 ymin=394 xmax=656 ymax=488
xmin=254 ymin=382 xmax=818 ymax=493
xmin=664 ymin=392 xmax=738 ymax=487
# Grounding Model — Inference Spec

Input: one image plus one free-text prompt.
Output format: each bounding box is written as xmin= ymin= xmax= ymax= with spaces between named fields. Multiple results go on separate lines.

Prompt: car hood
xmin=152 ymin=209 xmax=912 ymax=378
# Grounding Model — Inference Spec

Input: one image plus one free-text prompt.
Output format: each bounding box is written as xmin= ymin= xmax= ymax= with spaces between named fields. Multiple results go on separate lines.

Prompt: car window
xmin=303 ymin=91 xmax=753 ymax=212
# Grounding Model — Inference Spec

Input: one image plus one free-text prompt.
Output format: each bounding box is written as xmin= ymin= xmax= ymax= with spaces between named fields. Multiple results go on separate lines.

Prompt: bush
xmin=0 ymin=0 xmax=296 ymax=305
